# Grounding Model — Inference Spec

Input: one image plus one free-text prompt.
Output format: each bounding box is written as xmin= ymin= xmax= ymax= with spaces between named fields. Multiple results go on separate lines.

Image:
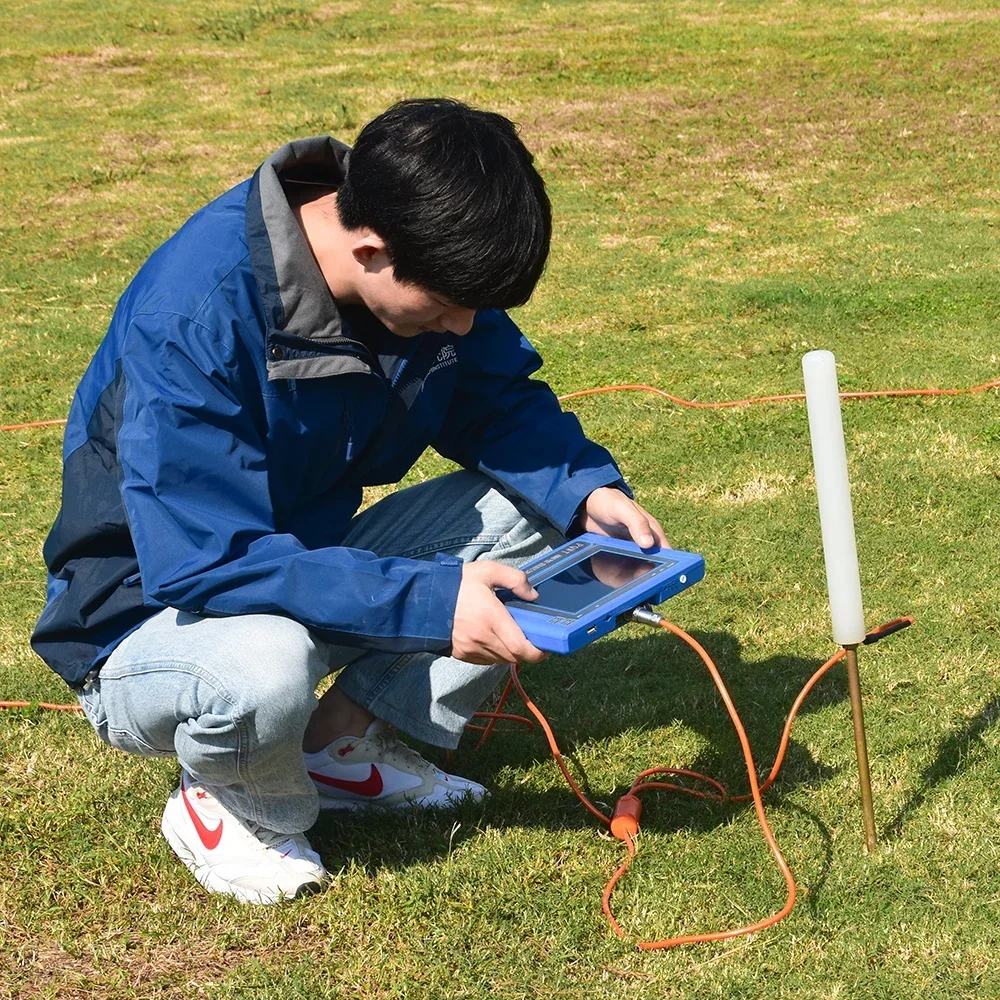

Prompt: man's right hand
xmin=451 ymin=560 xmax=547 ymax=666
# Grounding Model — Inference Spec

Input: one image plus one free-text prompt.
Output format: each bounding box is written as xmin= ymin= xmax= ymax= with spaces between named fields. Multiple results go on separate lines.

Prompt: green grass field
xmin=3 ymin=1 xmax=1000 ymax=996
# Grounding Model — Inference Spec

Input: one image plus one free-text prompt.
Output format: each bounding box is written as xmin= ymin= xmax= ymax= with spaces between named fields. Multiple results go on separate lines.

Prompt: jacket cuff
xmin=547 ymin=467 xmax=634 ymax=536
xmin=416 ymin=553 xmax=464 ymax=648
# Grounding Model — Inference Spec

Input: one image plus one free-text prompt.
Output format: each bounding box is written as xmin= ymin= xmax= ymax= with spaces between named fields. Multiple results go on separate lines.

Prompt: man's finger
xmin=492 ymin=611 xmax=546 ymax=664
xmin=624 ymin=511 xmax=657 ymax=549
xmin=478 ymin=561 xmax=539 ymax=601
xmin=463 ymin=635 xmax=513 ymax=666
xmin=473 ymin=626 xmax=514 ymax=667
xmin=645 ymin=512 xmax=670 ymax=548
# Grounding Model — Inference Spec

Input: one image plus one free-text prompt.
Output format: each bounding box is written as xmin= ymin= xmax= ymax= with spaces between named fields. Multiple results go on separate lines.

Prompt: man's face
xmin=357 ymin=251 xmax=477 ymax=339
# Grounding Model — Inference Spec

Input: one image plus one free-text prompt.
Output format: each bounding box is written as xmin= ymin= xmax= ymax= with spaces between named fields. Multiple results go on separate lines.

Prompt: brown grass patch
xmin=861 ymin=6 xmax=1000 ymax=27
xmin=5 ymin=937 xmax=255 ymax=1000
xmin=26 ymin=221 xmax=136 ymax=263
xmin=314 ymin=1 xmax=364 ymax=16
xmin=98 ymin=131 xmax=174 ymax=165
xmin=666 ymin=472 xmax=799 ymax=506
xmin=927 ymin=430 xmax=997 ymax=477
xmin=598 ymin=233 xmax=661 ymax=249
xmin=678 ymin=242 xmax=830 ymax=281
xmin=43 ymin=47 xmax=149 ymax=72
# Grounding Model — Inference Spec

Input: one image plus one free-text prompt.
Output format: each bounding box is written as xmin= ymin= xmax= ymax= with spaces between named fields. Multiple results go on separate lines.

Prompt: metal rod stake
xmin=844 ymin=644 xmax=877 ymax=851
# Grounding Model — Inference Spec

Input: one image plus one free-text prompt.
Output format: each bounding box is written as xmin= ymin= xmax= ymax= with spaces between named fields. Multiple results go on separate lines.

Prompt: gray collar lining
xmin=256 ymin=136 xmax=374 ymax=380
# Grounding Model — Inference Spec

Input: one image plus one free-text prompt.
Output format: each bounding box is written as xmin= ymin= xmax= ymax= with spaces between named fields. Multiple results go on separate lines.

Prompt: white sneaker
xmin=306 ymin=720 xmax=487 ymax=811
xmin=160 ymin=771 xmax=328 ymax=904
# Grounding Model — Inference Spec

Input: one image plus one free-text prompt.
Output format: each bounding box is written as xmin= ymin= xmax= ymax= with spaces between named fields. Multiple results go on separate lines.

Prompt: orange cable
xmin=507 ymin=661 xmax=613 ymax=828
xmin=0 ymin=371 xmax=930 ymax=944
xmin=464 ymin=712 xmax=533 ymax=734
xmin=488 ymin=616 xmax=911 ymax=949
xmin=556 ymin=376 xmax=1000 ymax=409
xmin=471 ymin=675 xmax=526 ymax=751
xmin=616 ymin=619 xmax=796 ymax=949
xmin=3 ymin=601 xmax=910 ymax=950
xmin=0 ymin=418 xmax=69 ymax=431
xmin=2 ymin=371 xmax=997 ymax=434
xmin=0 ymin=360 xmax=927 ymax=943
xmin=0 ymin=699 xmax=82 ymax=711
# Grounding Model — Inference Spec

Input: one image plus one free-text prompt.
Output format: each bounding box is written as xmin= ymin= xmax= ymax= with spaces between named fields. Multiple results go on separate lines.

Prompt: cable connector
xmin=630 ymin=605 xmax=665 ymax=628
xmin=863 ymin=616 xmax=915 ymax=645
xmin=610 ymin=794 xmax=642 ymax=840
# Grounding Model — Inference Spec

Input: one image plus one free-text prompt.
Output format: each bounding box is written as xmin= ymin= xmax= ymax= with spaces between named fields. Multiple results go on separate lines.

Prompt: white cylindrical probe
xmin=802 ymin=350 xmax=866 ymax=646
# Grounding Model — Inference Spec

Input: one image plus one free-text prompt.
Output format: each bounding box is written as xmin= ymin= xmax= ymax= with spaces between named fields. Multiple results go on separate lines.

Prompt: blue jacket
xmin=32 ymin=136 xmax=630 ymax=688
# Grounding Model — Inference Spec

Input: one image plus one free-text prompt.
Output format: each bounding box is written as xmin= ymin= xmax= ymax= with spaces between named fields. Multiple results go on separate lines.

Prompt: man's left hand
xmin=574 ymin=487 xmax=669 ymax=550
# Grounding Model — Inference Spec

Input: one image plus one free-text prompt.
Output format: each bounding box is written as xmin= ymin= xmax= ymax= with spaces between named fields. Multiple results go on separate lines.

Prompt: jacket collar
xmin=246 ymin=136 xmax=375 ymax=381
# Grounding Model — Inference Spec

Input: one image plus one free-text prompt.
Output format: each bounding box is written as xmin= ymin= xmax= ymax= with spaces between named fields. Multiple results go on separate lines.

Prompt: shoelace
xmin=245 ymin=822 xmax=283 ymax=845
xmin=243 ymin=819 xmax=300 ymax=853
xmin=367 ymin=723 xmax=436 ymax=775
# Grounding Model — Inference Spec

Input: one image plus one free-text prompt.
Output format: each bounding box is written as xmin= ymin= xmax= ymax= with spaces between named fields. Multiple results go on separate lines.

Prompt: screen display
xmin=530 ymin=550 xmax=661 ymax=615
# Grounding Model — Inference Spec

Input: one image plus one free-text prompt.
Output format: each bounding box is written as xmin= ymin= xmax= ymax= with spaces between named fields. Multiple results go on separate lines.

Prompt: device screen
xmin=531 ymin=551 xmax=660 ymax=615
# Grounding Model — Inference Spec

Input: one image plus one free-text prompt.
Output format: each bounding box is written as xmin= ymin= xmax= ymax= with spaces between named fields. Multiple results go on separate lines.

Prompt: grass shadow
xmin=882 ymin=693 xmax=1000 ymax=841
xmin=464 ymin=629 xmax=844 ymax=814
xmin=313 ymin=629 xmax=847 ymax=872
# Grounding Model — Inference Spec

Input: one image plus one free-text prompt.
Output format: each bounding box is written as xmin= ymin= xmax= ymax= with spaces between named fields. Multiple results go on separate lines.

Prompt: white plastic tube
xmin=802 ymin=350 xmax=866 ymax=646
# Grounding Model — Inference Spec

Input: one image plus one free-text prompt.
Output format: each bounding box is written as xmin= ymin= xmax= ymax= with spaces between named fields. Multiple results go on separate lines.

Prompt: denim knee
xmin=219 ymin=616 xmax=325 ymax=750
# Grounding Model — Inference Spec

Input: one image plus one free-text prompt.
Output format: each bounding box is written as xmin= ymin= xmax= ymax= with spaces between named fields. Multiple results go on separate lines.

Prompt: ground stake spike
xmin=844 ymin=645 xmax=877 ymax=851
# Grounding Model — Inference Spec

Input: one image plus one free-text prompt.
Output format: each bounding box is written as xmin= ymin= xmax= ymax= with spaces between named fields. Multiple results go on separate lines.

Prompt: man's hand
xmin=451 ymin=561 xmax=548 ymax=666
xmin=574 ymin=486 xmax=669 ymax=549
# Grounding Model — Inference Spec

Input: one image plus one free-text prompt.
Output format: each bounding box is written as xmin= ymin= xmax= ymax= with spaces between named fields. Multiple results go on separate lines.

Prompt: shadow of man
xmin=313 ymin=627 xmax=847 ymax=872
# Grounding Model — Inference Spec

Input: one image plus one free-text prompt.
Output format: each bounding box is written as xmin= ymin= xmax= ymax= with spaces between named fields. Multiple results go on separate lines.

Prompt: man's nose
xmin=445 ymin=308 xmax=476 ymax=336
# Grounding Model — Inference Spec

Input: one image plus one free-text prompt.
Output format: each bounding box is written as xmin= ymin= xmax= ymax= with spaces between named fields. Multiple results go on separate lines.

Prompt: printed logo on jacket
xmin=427 ymin=343 xmax=458 ymax=376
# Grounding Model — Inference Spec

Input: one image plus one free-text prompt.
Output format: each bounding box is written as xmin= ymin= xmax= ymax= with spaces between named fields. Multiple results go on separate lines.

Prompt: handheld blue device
xmin=500 ymin=533 xmax=705 ymax=654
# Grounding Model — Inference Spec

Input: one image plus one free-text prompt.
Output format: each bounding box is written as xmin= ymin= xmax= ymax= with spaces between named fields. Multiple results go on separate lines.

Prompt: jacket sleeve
xmin=116 ymin=312 xmax=461 ymax=652
xmin=432 ymin=310 xmax=632 ymax=534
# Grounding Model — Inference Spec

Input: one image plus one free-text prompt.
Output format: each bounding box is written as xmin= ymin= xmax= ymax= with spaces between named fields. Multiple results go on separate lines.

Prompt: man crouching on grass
xmin=32 ymin=98 xmax=667 ymax=903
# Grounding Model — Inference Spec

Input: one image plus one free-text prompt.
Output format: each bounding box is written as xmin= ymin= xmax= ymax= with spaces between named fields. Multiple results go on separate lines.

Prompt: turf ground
xmin=2 ymin=1 xmax=999 ymax=997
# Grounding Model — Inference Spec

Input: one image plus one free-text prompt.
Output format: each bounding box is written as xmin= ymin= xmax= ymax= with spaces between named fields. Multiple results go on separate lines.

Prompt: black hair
xmin=336 ymin=98 xmax=551 ymax=310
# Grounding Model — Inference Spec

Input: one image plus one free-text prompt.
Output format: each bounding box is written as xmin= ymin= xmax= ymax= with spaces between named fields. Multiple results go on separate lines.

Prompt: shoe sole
xmin=315 ymin=785 xmax=487 ymax=812
xmin=160 ymin=804 xmax=323 ymax=905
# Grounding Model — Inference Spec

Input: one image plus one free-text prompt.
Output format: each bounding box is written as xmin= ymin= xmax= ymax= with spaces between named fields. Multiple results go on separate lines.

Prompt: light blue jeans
xmin=78 ymin=471 xmax=563 ymax=833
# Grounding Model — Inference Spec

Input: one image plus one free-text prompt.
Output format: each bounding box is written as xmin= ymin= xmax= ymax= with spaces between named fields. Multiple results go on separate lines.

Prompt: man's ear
xmin=350 ymin=232 xmax=390 ymax=272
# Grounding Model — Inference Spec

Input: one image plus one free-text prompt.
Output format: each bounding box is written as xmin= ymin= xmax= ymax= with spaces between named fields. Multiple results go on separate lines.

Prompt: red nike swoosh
xmin=309 ymin=765 xmax=384 ymax=797
xmin=180 ymin=777 xmax=223 ymax=850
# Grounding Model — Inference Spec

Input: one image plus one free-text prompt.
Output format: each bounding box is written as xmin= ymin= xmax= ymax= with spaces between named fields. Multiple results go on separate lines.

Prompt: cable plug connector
xmin=630 ymin=605 xmax=664 ymax=628
xmin=863 ymin=616 xmax=915 ymax=645
xmin=610 ymin=794 xmax=642 ymax=840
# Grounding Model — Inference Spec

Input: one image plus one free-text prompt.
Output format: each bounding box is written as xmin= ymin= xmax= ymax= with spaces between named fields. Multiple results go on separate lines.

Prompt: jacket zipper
xmin=341 ymin=335 xmax=423 ymax=466
xmin=390 ymin=335 xmax=424 ymax=390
